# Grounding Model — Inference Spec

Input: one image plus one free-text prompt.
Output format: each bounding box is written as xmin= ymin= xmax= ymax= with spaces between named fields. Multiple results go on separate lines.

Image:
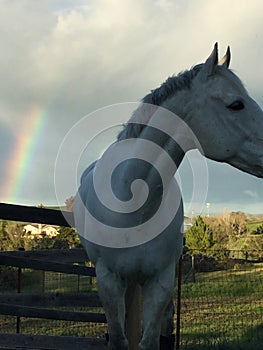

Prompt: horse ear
xmin=200 ymin=43 xmax=218 ymax=80
xmin=218 ymin=46 xmax=231 ymax=68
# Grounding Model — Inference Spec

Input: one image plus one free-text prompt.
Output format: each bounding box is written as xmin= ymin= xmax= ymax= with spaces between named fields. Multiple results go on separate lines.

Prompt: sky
xmin=0 ymin=0 xmax=263 ymax=216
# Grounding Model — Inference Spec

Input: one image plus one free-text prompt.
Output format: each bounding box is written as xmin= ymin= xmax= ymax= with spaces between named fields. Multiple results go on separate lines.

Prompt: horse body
xmin=74 ymin=44 xmax=263 ymax=350
xmin=74 ymin=137 xmax=184 ymax=349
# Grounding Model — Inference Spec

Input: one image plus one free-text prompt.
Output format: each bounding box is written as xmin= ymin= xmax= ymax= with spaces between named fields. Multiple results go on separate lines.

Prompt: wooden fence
xmin=0 ymin=203 xmax=181 ymax=350
xmin=0 ymin=203 xmax=108 ymax=349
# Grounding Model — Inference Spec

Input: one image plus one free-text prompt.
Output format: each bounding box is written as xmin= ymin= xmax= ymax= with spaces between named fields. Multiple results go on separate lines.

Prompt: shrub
xmin=0 ymin=265 xmax=17 ymax=291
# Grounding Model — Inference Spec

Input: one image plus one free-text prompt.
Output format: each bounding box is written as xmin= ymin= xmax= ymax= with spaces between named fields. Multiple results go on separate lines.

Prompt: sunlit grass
xmin=178 ymin=263 xmax=263 ymax=348
xmin=0 ymin=262 xmax=262 ymax=348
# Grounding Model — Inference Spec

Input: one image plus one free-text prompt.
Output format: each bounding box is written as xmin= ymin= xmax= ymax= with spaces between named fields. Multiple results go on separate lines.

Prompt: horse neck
xmin=130 ymin=89 xmax=194 ymax=188
xmin=138 ymin=126 xmax=185 ymax=174
xmin=150 ymin=88 xmax=195 ymax=161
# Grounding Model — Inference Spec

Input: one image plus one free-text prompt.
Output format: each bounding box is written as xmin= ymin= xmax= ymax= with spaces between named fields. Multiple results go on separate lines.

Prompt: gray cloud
xmin=0 ymin=0 xmax=262 ymax=212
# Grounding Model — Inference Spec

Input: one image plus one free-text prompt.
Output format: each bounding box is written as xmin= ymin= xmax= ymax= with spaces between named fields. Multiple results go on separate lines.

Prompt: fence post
xmin=42 ymin=270 xmax=45 ymax=293
xmin=176 ymin=255 xmax=183 ymax=350
xmin=191 ymin=255 xmax=196 ymax=282
xmin=77 ymin=274 xmax=80 ymax=292
xmin=125 ymin=282 xmax=142 ymax=350
xmin=16 ymin=247 xmax=24 ymax=333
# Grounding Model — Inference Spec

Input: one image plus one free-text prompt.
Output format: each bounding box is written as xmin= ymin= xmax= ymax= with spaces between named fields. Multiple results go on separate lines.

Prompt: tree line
xmin=0 ymin=201 xmax=262 ymax=257
xmin=185 ymin=211 xmax=263 ymax=259
xmin=0 ymin=220 xmax=81 ymax=251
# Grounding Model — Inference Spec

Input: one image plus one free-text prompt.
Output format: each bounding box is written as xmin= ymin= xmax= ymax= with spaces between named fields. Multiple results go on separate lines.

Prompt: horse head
xmin=189 ymin=43 xmax=263 ymax=178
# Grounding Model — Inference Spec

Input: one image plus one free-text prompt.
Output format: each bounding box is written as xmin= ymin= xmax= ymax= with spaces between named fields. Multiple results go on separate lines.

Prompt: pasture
xmin=0 ymin=204 xmax=262 ymax=348
xmin=178 ymin=262 xmax=263 ymax=349
xmin=0 ymin=258 xmax=262 ymax=349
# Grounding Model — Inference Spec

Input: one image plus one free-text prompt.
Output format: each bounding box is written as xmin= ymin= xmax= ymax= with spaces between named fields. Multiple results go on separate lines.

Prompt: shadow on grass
xmin=180 ymin=324 xmax=263 ymax=350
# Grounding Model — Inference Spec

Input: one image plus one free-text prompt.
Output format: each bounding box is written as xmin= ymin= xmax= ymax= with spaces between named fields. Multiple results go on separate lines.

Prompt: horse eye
xmin=227 ymin=100 xmax=245 ymax=111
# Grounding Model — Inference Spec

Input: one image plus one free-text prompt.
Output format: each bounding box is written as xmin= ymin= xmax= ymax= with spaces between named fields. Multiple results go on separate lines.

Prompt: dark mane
xmin=143 ymin=64 xmax=202 ymax=105
xmin=118 ymin=64 xmax=203 ymax=140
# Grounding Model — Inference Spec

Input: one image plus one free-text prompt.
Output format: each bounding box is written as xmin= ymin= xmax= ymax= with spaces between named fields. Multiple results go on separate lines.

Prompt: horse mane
xmin=117 ymin=64 xmax=203 ymax=141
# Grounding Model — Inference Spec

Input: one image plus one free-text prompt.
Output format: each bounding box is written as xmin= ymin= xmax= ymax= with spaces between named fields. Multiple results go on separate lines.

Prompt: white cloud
xmin=0 ymin=0 xmax=262 ymax=209
xmin=2 ymin=0 xmax=263 ymax=122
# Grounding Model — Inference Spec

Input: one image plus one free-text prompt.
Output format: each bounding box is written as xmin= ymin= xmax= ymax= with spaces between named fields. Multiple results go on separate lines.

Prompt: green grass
xmin=18 ymin=269 xmax=96 ymax=294
xmin=181 ymin=263 xmax=263 ymax=299
xmin=178 ymin=263 xmax=263 ymax=349
xmin=0 ymin=269 xmax=105 ymax=337
xmin=180 ymin=324 xmax=263 ymax=350
xmin=247 ymin=221 xmax=263 ymax=232
xmin=0 ymin=263 xmax=262 ymax=348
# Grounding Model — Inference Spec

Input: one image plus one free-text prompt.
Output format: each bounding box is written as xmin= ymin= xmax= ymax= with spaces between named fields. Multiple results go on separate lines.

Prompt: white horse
xmin=74 ymin=44 xmax=263 ymax=350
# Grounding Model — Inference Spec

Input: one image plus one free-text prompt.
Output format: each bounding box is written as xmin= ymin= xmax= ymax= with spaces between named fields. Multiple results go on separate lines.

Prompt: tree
xmin=65 ymin=196 xmax=75 ymax=211
xmin=0 ymin=220 xmax=10 ymax=251
xmin=30 ymin=234 xmax=56 ymax=250
xmin=53 ymin=226 xmax=81 ymax=249
xmin=204 ymin=216 xmax=229 ymax=249
xmin=0 ymin=221 xmax=33 ymax=251
xmin=229 ymin=211 xmax=248 ymax=236
xmin=252 ymin=224 xmax=263 ymax=235
xmin=185 ymin=216 xmax=214 ymax=254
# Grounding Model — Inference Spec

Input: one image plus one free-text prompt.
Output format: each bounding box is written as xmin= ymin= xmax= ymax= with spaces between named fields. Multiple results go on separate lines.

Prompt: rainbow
xmin=2 ymin=105 xmax=45 ymax=204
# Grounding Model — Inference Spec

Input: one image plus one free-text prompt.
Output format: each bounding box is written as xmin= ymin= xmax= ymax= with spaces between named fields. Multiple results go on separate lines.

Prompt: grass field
xmin=247 ymin=221 xmax=263 ymax=232
xmin=0 ymin=262 xmax=262 ymax=349
xmin=178 ymin=263 xmax=263 ymax=349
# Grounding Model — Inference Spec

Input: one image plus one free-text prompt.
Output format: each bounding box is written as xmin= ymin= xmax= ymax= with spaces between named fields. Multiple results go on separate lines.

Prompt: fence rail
xmin=0 ymin=202 xmax=108 ymax=349
xmin=0 ymin=248 xmax=88 ymax=262
xmin=0 ymin=333 xmax=106 ymax=350
xmin=0 ymin=202 xmax=75 ymax=227
xmin=0 ymin=251 xmax=95 ymax=276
